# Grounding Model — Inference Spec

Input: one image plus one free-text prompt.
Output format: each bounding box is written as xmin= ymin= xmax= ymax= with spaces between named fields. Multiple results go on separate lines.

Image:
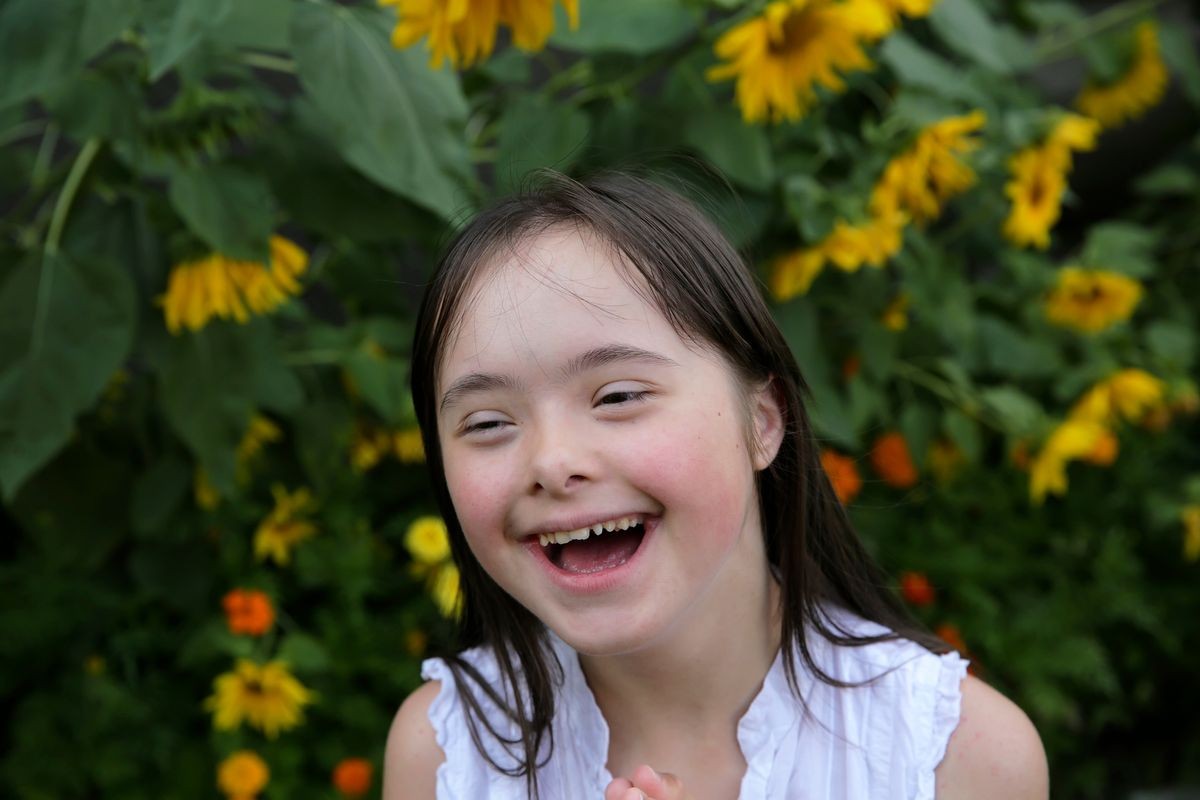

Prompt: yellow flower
xmin=254 ymin=484 xmax=318 ymax=566
xmin=872 ymin=111 xmax=986 ymax=224
xmin=1044 ymin=267 xmax=1143 ymax=334
xmin=237 ymin=415 xmax=282 ymax=468
xmin=1081 ymin=428 xmax=1119 ymax=466
xmin=1029 ymin=417 xmax=1109 ymax=504
xmin=160 ymin=236 xmax=308 ymax=335
xmin=195 ymin=467 xmax=221 ymax=511
xmin=1002 ymin=115 xmax=1099 ymax=249
xmin=1182 ymin=505 xmax=1200 ymax=562
xmin=1075 ymin=22 xmax=1168 ymax=129
xmin=217 ymin=751 xmax=270 ymax=799
xmin=383 ymin=0 xmax=579 ymax=69
xmin=205 ymin=660 xmax=314 ymax=739
xmin=881 ymin=292 xmax=909 ymax=330
xmin=1070 ymin=369 xmax=1167 ymax=426
xmin=707 ymin=0 xmax=891 ymax=123
xmin=927 ymin=438 xmax=963 ymax=484
xmin=869 ymin=0 xmax=936 ymax=22
xmin=431 ymin=562 xmax=463 ymax=619
xmin=350 ymin=424 xmax=393 ymax=473
xmin=393 ymin=426 xmax=426 ymax=463
xmin=405 ymin=516 xmax=451 ymax=564
xmin=822 ymin=207 xmax=906 ymax=271
xmin=770 ymin=247 xmax=826 ymax=301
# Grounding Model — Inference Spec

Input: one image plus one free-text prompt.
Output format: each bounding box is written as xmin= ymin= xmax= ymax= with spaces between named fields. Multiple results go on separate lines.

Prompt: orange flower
xmin=900 ymin=571 xmax=936 ymax=607
xmin=332 ymin=758 xmax=373 ymax=797
xmin=820 ymin=449 xmax=862 ymax=505
xmin=870 ymin=431 xmax=918 ymax=488
xmin=935 ymin=622 xmax=966 ymax=652
xmin=222 ymin=589 xmax=275 ymax=637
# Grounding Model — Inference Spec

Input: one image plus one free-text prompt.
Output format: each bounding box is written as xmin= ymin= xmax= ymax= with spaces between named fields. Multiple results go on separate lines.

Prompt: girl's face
xmin=436 ymin=227 xmax=781 ymax=656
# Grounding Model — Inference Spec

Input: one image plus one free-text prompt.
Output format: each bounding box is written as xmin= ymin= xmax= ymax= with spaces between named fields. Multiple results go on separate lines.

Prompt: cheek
xmin=443 ymin=452 xmax=513 ymax=544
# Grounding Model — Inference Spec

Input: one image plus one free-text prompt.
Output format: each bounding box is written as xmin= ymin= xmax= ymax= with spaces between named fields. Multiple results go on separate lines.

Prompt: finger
xmin=604 ymin=777 xmax=640 ymax=800
xmin=631 ymin=764 xmax=687 ymax=799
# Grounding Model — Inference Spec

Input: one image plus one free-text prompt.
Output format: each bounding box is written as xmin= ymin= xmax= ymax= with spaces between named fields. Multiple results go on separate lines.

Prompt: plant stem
xmin=45 ymin=139 xmax=102 ymax=257
xmin=1033 ymin=0 xmax=1166 ymax=64
xmin=241 ymin=52 xmax=297 ymax=74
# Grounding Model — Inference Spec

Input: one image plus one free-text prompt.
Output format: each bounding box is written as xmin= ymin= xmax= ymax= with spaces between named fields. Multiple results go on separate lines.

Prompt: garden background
xmin=1 ymin=0 xmax=1199 ymax=797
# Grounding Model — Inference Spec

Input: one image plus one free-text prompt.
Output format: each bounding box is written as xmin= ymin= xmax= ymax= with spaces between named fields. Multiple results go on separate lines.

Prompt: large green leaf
xmin=158 ymin=321 xmax=301 ymax=494
xmin=168 ymin=163 xmax=277 ymax=262
xmin=550 ymin=0 xmax=699 ymax=55
xmin=143 ymin=0 xmax=234 ymax=80
xmin=879 ymin=34 xmax=989 ymax=107
xmin=0 ymin=0 xmax=139 ymax=108
xmin=773 ymin=301 xmax=857 ymax=448
xmin=927 ymin=0 xmax=1026 ymax=75
xmin=977 ymin=316 xmax=1062 ymax=379
xmin=215 ymin=0 xmax=293 ymax=51
xmin=495 ymin=95 xmax=589 ymax=193
xmin=682 ymin=108 xmax=774 ymax=193
xmin=291 ymin=3 xmax=472 ymax=220
xmin=0 ymin=252 xmax=136 ymax=501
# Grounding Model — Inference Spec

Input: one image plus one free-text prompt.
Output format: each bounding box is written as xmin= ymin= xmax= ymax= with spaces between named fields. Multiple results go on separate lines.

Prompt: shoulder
xmin=383 ymin=681 xmax=446 ymax=800
xmin=934 ymin=675 xmax=1049 ymax=800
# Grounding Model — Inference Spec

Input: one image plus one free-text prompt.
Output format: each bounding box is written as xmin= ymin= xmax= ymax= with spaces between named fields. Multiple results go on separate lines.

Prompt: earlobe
xmin=751 ymin=376 xmax=786 ymax=471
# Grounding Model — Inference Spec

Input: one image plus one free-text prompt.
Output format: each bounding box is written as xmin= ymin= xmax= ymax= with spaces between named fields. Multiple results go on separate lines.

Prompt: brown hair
xmin=409 ymin=170 xmax=949 ymax=798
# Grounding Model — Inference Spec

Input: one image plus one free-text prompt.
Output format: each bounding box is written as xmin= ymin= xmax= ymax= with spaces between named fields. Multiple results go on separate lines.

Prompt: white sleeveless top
xmin=420 ymin=606 xmax=968 ymax=799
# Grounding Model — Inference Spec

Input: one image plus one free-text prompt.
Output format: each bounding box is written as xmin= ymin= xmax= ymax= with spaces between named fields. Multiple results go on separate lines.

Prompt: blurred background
xmin=1 ymin=0 xmax=1198 ymax=797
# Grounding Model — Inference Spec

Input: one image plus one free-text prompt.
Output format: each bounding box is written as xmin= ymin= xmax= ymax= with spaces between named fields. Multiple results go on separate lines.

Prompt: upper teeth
xmin=537 ymin=515 xmax=644 ymax=547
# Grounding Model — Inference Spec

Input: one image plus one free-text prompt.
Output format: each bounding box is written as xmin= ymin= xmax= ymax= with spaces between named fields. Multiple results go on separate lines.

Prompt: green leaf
xmin=899 ymin=402 xmax=938 ymax=468
xmin=1144 ymin=321 xmax=1196 ymax=371
xmin=783 ymin=174 xmax=835 ymax=241
xmin=0 ymin=253 xmax=136 ymax=501
xmin=774 ymin=302 xmax=857 ymax=448
xmin=130 ymin=456 xmax=191 ymax=535
xmin=550 ymin=0 xmax=699 ymax=55
xmin=942 ymin=407 xmax=982 ymax=463
xmin=1134 ymin=163 xmax=1197 ymax=196
xmin=879 ymin=34 xmax=988 ymax=106
xmin=168 ymin=163 xmax=277 ymax=262
xmin=977 ymin=316 xmax=1062 ymax=379
xmin=495 ymin=95 xmax=589 ymax=194
xmin=682 ymin=108 xmax=774 ymax=192
xmin=0 ymin=0 xmax=138 ymax=108
xmin=157 ymin=321 xmax=301 ymax=494
xmin=43 ymin=69 xmax=142 ymax=141
xmin=143 ymin=0 xmax=234 ymax=80
xmin=277 ymin=632 xmax=331 ymax=673
xmin=291 ymin=3 xmax=472 ymax=220
xmin=927 ymin=0 xmax=1023 ymax=74
xmin=214 ymin=0 xmax=293 ymax=51
xmin=980 ymin=386 xmax=1044 ymax=437
xmin=1079 ymin=222 xmax=1157 ymax=277
xmin=1160 ymin=24 xmax=1200 ymax=106
xmin=343 ymin=350 xmax=411 ymax=426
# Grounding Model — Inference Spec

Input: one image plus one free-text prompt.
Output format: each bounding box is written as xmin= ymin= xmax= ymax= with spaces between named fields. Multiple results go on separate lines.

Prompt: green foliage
xmin=1 ymin=0 xmax=1199 ymax=797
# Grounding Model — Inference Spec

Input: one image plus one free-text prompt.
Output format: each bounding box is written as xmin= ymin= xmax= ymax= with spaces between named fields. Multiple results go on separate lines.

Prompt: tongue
xmin=558 ymin=528 xmax=642 ymax=574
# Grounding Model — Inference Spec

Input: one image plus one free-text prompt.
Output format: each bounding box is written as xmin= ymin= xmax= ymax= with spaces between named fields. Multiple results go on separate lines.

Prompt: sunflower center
xmin=245 ymin=679 xmax=265 ymax=697
xmin=772 ymin=10 xmax=822 ymax=55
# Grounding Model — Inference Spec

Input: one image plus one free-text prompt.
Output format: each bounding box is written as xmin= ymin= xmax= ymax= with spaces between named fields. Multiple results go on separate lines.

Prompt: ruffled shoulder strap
xmin=910 ymin=649 xmax=968 ymax=800
xmin=420 ymin=647 xmax=530 ymax=800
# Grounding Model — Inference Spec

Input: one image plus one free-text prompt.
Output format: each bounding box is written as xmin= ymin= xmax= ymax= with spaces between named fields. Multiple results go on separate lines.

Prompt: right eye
xmin=461 ymin=415 xmax=511 ymax=436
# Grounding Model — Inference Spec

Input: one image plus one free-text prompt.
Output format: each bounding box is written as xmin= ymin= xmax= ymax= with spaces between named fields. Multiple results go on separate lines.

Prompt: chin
xmin=543 ymin=606 xmax=672 ymax=658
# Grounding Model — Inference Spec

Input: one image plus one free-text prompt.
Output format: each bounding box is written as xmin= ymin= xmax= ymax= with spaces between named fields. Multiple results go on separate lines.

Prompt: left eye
xmin=597 ymin=390 xmax=649 ymax=406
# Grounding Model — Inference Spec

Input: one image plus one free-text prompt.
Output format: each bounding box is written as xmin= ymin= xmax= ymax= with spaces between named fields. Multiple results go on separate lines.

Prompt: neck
xmin=577 ymin=558 xmax=782 ymax=738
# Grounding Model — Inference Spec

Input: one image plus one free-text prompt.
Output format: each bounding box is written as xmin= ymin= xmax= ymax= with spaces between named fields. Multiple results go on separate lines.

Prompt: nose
xmin=526 ymin=411 xmax=593 ymax=496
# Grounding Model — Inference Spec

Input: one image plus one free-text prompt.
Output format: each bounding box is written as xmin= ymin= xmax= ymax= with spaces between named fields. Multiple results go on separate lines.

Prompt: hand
xmin=604 ymin=764 xmax=691 ymax=800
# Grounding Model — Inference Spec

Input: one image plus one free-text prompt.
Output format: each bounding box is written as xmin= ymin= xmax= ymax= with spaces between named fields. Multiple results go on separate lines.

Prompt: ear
xmin=750 ymin=375 xmax=786 ymax=471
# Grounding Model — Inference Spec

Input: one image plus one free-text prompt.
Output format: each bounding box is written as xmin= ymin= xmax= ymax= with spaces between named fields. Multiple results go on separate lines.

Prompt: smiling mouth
xmin=542 ymin=519 xmax=647 ymax=574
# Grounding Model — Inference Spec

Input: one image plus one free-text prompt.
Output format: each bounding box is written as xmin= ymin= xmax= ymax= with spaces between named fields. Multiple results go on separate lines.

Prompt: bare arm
xmin=935 ymin=675 xmax=1050 ymax=800
xmin=382 ymin=681 xmax=446 ymax=800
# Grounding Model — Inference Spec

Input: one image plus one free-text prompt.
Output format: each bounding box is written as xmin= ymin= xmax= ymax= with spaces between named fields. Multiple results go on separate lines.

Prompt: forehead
xmin=438 ymin=227 xmax=679 ymax=386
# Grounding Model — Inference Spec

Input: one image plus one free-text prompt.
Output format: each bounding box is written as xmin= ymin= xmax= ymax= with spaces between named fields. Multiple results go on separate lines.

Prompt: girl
xmin=384 ymin=172 xmax=1048 ymax=800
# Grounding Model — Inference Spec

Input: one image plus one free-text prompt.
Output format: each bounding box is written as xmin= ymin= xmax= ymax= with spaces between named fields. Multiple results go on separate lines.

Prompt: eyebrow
xmin=439 ymin=343 xmax=680 ymax=413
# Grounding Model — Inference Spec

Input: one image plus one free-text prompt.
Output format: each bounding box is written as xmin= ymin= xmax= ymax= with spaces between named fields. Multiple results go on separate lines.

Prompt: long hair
xmin=409 ymin=171 xmax=950 ymax=797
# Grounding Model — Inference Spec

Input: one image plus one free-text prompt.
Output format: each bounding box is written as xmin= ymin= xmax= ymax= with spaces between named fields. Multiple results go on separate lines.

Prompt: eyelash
xmin=461 ymin=391 xmax=650 ymax=435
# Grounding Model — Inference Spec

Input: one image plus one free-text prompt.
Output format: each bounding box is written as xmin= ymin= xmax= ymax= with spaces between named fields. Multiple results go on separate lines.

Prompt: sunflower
xmin=872 ymin=111 xmax=986 ymax=224
xmin=822 ymin=207 xmax=907 ymax=271
xmin=160 ymin=236 xmax=308 ymax=335
xmin=770 ymin=247 xmax=826 ymax=301
xmin=383 ymin=0 xmax=580 ymax=69
xmin=1044 ymin=267 xmax=1143 ymax=333
xmin=1075 ymin=22 xmax=1169 ymax=129
xmin=206 ymin=660 xmax=314 ymax=739
xmin=1028 ymin=417 xmax=1108 ymax=504
xmin=1002 ymin=114 xmax=1099 ymax=249
xmin=707 ymin=0 xmax=891 ymax=123
xmin=1070 ymin=369 xmax=1167 ymax=426
xmin=217 ymin=751 xmax=270 ymax=800
xmin=253 ymin=484 xmax=318 ymax=566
